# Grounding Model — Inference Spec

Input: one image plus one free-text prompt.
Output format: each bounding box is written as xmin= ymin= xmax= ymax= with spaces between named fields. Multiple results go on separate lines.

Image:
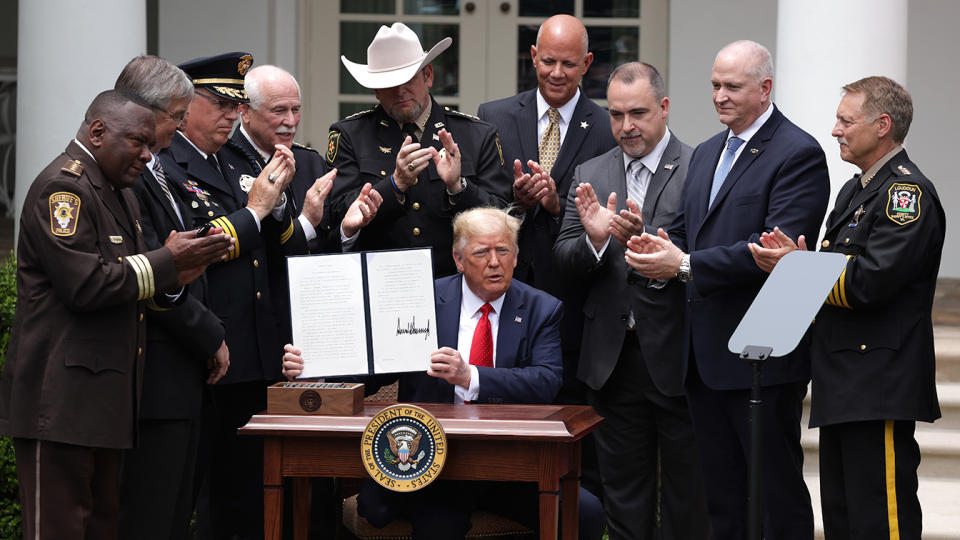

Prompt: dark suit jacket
xmin=378 ymin=275 xmax=563 ymax=405
xmin=326 ymin=99 xmax=512 ymax=277
xmin=810 ymin=149 xmax=943 ymax=427
xmin=478 ymin=90 xmax=616 ymax=402
xmin=0 ymin=142 xmax=178 ymax=448
xmin=670 ymin=105 xmax=829 ymax=390
xmin=160 ymin=132 xmax=281 ymax=384
xmin=132 ymin=164 xmax=224 ymax=419
xmin=477 ymin=89 xmax=617 ymax=292
xmin=554 ymin=133 xmax=691 ymax=396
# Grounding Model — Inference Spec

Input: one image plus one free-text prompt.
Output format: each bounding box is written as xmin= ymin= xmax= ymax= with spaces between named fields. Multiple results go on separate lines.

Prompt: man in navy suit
xmin=283 ymin=207 xmax=601 ymax=540
xmin=625 ymin=41 xmax=830 ymax=539
xmin=477 ymin=15 xmax=616 ymax=406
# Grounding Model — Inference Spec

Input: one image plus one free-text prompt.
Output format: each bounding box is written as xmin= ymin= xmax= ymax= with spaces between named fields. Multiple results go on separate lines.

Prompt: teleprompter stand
xmin=727 ymin=250 xmax=849 ymax=540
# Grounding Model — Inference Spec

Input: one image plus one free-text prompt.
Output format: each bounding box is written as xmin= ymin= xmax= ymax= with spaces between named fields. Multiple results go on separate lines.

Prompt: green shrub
xmin=0 ymin=252 xmax=20 ymax=539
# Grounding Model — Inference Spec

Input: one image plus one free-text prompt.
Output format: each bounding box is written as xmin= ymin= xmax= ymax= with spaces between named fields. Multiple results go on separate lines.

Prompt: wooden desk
xmin=240 ymin=403 xmax=602 ymax=540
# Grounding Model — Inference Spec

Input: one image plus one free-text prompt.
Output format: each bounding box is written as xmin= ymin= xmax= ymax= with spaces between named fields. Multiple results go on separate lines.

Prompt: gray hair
xmin=608 ymin=62 xmax=665 ymax=101
xmin=717 ymin=40 xmax=774 ymax=83
xmin=843 ymin=76 xmax=913 ymax=143
xmin=114 ymin=55 xmax=193 ymax=110
xmin=244 ymin=65 xmax=301 ymax=110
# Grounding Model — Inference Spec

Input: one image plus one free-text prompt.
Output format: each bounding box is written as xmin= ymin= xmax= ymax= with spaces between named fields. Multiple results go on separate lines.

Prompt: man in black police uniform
xmin=114 ymin=54 xmax=230 ymax=540
xmin=750 ymin=76 xmax=944 ymax=540
xmin=327 ymin=22 xmax=512 ymax=276
xmin=160 ymin=51 xmax=297 ymax=539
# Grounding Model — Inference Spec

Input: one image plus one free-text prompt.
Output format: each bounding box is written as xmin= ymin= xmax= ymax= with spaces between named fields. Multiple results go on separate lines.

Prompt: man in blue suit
xmin=283 ymin=207 xmax=601 ymax=540
xmin=624 ymin=40 xmax=830 ymax=539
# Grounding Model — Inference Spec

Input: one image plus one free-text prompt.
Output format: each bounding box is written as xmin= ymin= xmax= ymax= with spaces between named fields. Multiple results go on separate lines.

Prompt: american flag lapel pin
xmin=515 ymin=316 xmax=522 ymax=323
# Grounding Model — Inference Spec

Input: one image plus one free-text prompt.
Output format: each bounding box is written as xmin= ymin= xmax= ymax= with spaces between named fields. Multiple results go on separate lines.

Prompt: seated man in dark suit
xmin=281 ymin=207 xmax=601 ymax=540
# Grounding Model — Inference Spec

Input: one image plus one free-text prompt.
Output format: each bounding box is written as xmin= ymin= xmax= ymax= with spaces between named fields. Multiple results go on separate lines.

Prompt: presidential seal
xmin=361 ymin=404 xmax=446 ymax=492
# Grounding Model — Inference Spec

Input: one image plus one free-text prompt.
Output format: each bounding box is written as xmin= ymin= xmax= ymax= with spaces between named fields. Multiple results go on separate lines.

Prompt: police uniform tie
xmin=627 ymin=159 xmax=650 ymax=209
xmin=469 ymin=303 xmax=494 ymax=368
xmin=206 ymin=153 xmax=222 ymax=175
xmin=709 ymin=136 xmax=744 ymax=206
xmin=539 ymin=108 xmax=561 ymax=175
xmin=402 ymin=123 xmax=419 ymax=144
xmin=153 ymin=161 xmax=183 ymax=227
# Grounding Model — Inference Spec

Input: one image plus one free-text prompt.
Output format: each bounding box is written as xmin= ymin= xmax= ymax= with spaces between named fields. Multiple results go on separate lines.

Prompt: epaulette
xmin=896 ymin=164 xmax=912 ymax=176
xmin=342 ymin=108 xmax=375 ymax=121
xmin=443 ymin=106 xmax=480 ymax=121
xmin=292 ymin=141 xmax=319 ymax=155
xmin=60 ymin=160 xmax=83 ymax=177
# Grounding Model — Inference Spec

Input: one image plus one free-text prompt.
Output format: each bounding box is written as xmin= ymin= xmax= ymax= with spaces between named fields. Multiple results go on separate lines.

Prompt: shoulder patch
xmin=49 ymin=192 xmax=81 ymax=236
xmin=327 ymin=131 xmax=341 ymax=163
xmin=886 ymin=183 xmax=921 ymax=226
xmin=60 ymin=160 xmax=83 ymax=177
xmin=292 ymin=141 xmax=319 ymax=155
xmin=445 ymin=108 xmax=480 ymax=121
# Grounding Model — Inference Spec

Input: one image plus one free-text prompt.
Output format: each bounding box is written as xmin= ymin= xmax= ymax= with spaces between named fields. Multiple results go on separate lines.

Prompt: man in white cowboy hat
xmin=327 ymin=22 xmax=512 ymax=277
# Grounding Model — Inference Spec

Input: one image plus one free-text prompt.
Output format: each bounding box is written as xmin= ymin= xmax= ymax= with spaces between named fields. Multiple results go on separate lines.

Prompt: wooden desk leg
xmin=539 ymin=490 xmax=560 ymax=540
xmin=263 ymin=438 xmax=283 ymax=540
xmin=561 ymin=441 xmax=582 ymax=540
xmin=292 ymin=477 xmax=310 ymax=540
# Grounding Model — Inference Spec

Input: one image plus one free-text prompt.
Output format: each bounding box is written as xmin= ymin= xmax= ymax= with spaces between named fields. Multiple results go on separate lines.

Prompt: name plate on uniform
xmin=266 ymin=382 xmax=364 ymax=415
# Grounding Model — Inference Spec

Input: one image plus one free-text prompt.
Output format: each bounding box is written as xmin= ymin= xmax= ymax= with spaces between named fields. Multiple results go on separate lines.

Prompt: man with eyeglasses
xmin=159 ymin=51 xmax=297 ymax=540
xmin=113 ymin=54 xmax=231 ymax=540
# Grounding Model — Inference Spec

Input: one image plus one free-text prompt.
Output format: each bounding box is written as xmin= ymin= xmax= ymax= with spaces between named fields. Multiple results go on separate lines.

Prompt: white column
xmin=776 ymin=0 xmax=907 ymax=204
xmin=15 ymin=0 xmax=146 ymax=248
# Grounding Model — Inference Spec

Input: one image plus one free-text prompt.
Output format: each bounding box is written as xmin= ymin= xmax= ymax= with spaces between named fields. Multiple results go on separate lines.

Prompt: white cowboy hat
xmin=341 ymin=23 xmax=452 ymax=89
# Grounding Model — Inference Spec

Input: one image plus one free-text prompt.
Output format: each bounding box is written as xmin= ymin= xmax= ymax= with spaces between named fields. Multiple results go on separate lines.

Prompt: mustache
xmin=837 ymin=137 xmax=848 ymax=145
xmin=276 ymin=126 xmax=296 ymax=134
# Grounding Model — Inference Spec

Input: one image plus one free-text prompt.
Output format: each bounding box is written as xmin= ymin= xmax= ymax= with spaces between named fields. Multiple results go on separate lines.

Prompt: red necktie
xmin=469 ymin=303 xmax=494 ymax=368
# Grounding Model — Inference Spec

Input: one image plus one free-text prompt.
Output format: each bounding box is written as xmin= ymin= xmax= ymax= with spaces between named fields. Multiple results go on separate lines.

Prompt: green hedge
xmin=0 ymin=253 xmax=21 ymax=539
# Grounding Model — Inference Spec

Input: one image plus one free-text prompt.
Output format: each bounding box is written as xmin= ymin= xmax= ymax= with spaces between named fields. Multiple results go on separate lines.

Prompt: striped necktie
xmin=153 ymin=161 xmax=182 ymax=227
xmin=627 ymin=159 xmax=649 ymax=209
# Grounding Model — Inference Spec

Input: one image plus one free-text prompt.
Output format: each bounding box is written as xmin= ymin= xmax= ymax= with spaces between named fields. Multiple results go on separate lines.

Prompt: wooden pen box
xmin=266 ymin=382 xmax=364 ymax=415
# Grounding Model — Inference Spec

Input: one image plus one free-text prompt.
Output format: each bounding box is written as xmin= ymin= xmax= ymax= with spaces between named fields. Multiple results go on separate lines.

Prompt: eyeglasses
xmin=153 ymin=106 xmax=187 ymax=128
xmin=195 ymin=91 xmax=240 ymax=113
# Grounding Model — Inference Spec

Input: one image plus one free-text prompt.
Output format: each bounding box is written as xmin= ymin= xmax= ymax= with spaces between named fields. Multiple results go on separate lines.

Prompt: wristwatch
xmin=446 ymin=176 xmax=467 ymax=196
xmin=677 ymin=254 xmax=693 ymax=283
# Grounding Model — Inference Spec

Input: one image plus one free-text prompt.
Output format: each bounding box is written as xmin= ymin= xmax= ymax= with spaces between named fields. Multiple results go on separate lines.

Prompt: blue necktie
xmin=709 ymin=136 xmax=744 ymax=206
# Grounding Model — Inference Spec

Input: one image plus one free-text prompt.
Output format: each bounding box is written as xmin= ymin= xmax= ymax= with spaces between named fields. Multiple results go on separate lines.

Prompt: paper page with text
xmin=287 ymin=253 xmax=368 ymax=377
xmin=365 ymin=249 xmax=437 ymax=373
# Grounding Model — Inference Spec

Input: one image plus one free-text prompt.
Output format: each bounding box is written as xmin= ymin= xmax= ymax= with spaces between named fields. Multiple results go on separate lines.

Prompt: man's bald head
xmin=531 ymin=14 xmax=593 ymax=108
xmin=715 ymin=40 xmax=773 ymax=84
xmin=711 ymin=40 xmax=774 ymax=134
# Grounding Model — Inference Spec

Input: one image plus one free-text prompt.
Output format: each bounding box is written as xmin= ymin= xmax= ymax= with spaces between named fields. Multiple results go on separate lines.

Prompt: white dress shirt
xmin=536 ymin=88 xmax=581 ymax=148
xmin=714 ymin=103 xmax=774 ymax=178
xmin=453 ymin=280 xmax=506 ymax=403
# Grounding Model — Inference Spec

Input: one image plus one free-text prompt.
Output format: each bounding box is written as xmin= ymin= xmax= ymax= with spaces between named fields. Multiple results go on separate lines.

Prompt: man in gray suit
xmin=554 ymin=62 xmax=709 ymax=540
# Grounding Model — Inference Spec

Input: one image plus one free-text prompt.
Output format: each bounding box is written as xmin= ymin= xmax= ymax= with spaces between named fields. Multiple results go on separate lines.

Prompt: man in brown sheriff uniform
xmin=750 ymin=76 xmax=945 ymax=540
xmin=0 ymin=89 xmax=232 ymax=539
xmin=327 ymin=22 xmax=511 ymax=276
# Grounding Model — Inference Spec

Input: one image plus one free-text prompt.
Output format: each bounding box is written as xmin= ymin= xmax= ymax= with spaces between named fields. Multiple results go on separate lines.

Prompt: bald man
xmin=624 ymin=40 xmax=829 ymax=539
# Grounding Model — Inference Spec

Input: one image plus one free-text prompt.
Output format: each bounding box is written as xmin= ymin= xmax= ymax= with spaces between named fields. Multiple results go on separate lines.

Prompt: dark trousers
xmin=14 ymin=438 xmax=121 ymax=540
xmin=118 ymin=416 xmax=202 ymax=540
xmin=197 ymin=381 xmax=268 ymax=540
xmin=588 ymin=333 xmax=709 ymax=540
xmin=819 ymin=420 xmax=922 ymax=540
xmin=685 ymin=366 xmax=813 ymax=540
xmin=358 ymin=478 xmax=603 ymax=540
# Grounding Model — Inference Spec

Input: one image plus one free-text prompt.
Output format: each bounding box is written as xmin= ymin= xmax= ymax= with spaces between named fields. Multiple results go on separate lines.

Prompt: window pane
xmin=515 ymin=25 xmax=538 ymax=95
xmin=583 ymin=26 xmax=639 ymax=99
xmin=340 ymin=22 xmax=460 ymax=97
xmin=583 ymin=0 xmax=640 ymax=18
xmin=517 ymin=0 xmax=573 ymax=17
xmin=404 ymin=0 xmax=459 ymax=15
xmin=340 ymin=0 xmax=394 ymax=14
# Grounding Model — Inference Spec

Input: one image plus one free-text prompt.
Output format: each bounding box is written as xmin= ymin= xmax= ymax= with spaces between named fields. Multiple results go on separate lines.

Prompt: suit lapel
xmin=550 ymin=94 xmax=594 ymax=193
xmin=170 ymin=133 xmax=237 ymax=205
xmin=436 ymin=276 xmax=462 ymax=349
xmin=495 ymin=285 xmax=526 ymax=369
xmin=143 ymin=167 xmax=184 ymax=230
xmin=641 ymin=134 xmax=681 ymax=228
xmin=517 ymin=90 xmax=539 ymax=169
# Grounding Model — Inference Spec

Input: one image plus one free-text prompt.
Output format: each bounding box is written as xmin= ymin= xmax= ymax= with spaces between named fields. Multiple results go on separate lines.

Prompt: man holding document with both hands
xmin=281 ymin=206 xmax=602 ymax=540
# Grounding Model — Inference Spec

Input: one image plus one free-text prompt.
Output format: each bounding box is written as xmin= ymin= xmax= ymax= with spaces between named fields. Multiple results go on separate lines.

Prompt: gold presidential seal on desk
xmin=361 ymin=404 xmax=447 ymax=492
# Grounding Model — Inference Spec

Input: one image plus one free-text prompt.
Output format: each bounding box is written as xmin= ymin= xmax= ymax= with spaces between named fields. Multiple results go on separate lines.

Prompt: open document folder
xmin=287 ymin=248 xmax=438 ymax=378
